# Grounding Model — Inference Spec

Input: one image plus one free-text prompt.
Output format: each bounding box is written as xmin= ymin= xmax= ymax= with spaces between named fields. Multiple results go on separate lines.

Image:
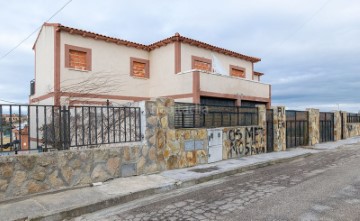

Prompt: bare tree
xmin=39 ymin=72 xmax=141 ymax=150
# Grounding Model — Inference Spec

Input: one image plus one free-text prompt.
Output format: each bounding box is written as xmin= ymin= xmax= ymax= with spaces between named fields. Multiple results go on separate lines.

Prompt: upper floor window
xmin=65 ymin=44 xmax=92 ymax=71
xmin=130 ymin=57 xmax=150 ymax=78
xmin=192 ymin=56 xmax=212 ymax=72
xmin=69 ymin=50 xmax=87 ymax=70
xmin=230 ymin=65 xmax=245 ymax=78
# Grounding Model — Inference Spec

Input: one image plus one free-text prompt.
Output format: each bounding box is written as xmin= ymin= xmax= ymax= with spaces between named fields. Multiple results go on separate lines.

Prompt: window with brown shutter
xmin=69 ymin=50 xmax=87 ymax=70
xmin=230 ymin=65 xmax=246 ymax=78
xmin=130 ymin=57 xmax=150 ymax=78
xmin=192 ymin=56 xmax=212 ymax=72
xmin=65 ymin=44 xmax=92 ymax=71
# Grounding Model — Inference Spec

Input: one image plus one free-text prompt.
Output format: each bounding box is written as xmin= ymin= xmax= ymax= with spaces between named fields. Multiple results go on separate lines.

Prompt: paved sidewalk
xmin=0 ymin=137 xmax=358 ymax=221
xmin=313 ymin=136 xmax=360 ymax=150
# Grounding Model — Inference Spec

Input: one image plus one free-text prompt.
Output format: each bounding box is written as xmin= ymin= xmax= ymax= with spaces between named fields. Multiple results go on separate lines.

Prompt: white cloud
xmin=0 ymin=0 xmax=359 ymax=112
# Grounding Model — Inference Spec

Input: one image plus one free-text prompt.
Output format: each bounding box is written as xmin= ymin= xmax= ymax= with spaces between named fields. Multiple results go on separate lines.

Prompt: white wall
xmin=32 ymin=26 xmax=55 ymax=100
xmin=174 ymin=97 xmax=193 ymax=103
xmin=200 ymin=72 xmax=270 ymax=99
xmin=33 ymin=30 xmax=267 ymax=105
xmin=148 ymin=43 xmax=193 ymax=98
xmin=181 ymin=43 xmax=254 ymax=80
xmin=60 ymin=32 xmax=150 ymax=99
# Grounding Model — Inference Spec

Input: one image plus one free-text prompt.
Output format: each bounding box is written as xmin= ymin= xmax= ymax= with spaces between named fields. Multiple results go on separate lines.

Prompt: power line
xmin=0 ymin=0 xmax=73 ymax=62
xmin=0 ymin=99 xmax=18 ymax=104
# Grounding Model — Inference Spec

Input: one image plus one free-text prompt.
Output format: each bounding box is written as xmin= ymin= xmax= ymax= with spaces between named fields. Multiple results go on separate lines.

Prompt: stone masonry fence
xmin=0 ymin=98 xmax=359 ymax=201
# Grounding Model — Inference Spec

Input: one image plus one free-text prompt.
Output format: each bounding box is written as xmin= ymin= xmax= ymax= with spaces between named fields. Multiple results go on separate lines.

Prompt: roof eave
xmin=149 ymin=35 xmax=261 ymax=63
xmin=32 ymin=23 xmax=60 ymax=50
xmin=58 ymin=25 xmax=149 ymax=51
xmin=32 ymin=23 xmax=262 ymax=62
xmin=254 ymin=71 xmax=264 ymax=76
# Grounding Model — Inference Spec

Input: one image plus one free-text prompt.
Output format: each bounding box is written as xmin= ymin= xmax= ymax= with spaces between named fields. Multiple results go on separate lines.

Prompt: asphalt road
xmin=73 ymin=143 xmax=360 ymax=221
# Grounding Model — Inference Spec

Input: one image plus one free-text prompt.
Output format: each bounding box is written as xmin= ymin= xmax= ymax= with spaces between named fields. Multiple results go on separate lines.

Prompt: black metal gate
xmin=266 ymin=109 xmax=274 ymax=152
xmin=286 ymin=110 xmax=309 ymax=148
xmin=319 ymin=112 xmax=334 ymax=143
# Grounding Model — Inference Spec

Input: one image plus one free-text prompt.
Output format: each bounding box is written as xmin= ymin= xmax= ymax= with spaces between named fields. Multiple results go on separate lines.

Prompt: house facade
xmin=30 ymin=23 xmax=271 ymax=107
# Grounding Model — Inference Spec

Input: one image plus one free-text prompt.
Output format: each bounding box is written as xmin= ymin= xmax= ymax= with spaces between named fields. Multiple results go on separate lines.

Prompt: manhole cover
xmin=190 ymin=166 xmax=219 ymax=173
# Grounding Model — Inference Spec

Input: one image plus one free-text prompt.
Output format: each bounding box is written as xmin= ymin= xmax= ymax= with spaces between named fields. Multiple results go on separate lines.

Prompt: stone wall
xmin=214 ymin=105 xmax=266 ymax=160
xmin=307 ymin=108 xmax=320 ymax=146
xmin=341 ymin=112 xmax=348 ymax=139
xmin=145 ymin=98 xmax=208 ymax=171
xmin=2 ymin=97 xmax=359 ymax=202
xmin=347 ymin=123 xmax=360 ymax=138
xmin=143 ymin=100 xmax=162 ymax=174
xmin=223 ymin=126 xmax=265 ymax=160
xmin=272 ymin=106 xmax=286 ymax=152
xmin=164 ymin=129 xmax=208 ymax=169
xmin=0 ymin=144 xmax=149 ymax=201
xmin=257 ymin=105 xmax=267 ymax=150
xmin=333 ymin=111 xmax=342 ymax=141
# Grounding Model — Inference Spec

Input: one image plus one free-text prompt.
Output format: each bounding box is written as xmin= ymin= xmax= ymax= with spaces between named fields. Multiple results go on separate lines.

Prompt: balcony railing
xmin=174 ymin=103 xmax=258 ymax=128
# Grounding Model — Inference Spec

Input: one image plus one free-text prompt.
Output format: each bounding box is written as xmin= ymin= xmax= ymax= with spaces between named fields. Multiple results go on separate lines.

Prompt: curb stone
xmin=28 ymin=152 xmax=313 ymax=221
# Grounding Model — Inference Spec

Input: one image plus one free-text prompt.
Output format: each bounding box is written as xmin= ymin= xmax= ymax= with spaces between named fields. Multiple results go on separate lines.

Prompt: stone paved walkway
xmin=74 ymin=143 xmax=360 ymax=221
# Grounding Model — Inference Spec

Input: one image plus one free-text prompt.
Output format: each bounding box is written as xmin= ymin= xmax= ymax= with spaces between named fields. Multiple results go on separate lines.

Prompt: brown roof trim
xmin=35 ymin=23 xmax=261 ymax=62
xmin=149 ymin=33 xmax=261 ymax=63
xmin=57 ymin=24 xmax=149 ymax=51
xmin=254 ymin=71 xmax=264 ymax=76
xmin=32 ymin=23 xmax=61 ymax=50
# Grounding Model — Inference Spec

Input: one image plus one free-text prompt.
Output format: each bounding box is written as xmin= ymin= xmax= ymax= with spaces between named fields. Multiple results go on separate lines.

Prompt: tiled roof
xmin=149 ymin=33 xmax=261 ymax=63
xmin=38 ymin=23 xmax=261 ymax=63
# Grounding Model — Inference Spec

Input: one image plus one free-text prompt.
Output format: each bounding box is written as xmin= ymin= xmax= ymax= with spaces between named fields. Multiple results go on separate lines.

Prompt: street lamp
xmin=13 ymin=140 xmax=19 ymax=155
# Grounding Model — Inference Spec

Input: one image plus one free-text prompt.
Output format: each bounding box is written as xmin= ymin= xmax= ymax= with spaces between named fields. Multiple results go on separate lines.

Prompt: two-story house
xmin=30 ymin=23 xmax=271 ymax=107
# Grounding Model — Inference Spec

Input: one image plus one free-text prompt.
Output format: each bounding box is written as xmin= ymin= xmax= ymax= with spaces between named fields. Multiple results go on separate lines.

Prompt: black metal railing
xmin=319 ymin=112 xmax=334 ymax=143
xmin=174 ymin=103 xmax=258 ymax=128
xmin=0 ymin=104 xmax=141 ymax=155
xmin=286 ymin=110 xmax=309 ymax=148
xmin=347 ymin=113 xmax=360 ymax=123
xmin=266 ymin=109 xmax=274 ymax=152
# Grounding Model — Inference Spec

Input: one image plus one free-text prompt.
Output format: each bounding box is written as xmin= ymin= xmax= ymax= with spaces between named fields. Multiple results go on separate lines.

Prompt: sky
xmin=0 ymin=0 xmax=359 ymax=112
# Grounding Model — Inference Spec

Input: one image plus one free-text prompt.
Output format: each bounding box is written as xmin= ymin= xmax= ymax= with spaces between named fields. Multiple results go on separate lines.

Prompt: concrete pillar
xmin=256 ymin=105 xmax=266 ymax=152
xmin=272 ymin=106 xmax=286 ymax=152
xmin=334 ymin=111 xmax=342 ymax=141
xmin=306 ymin=108 xmax=320 ymax=146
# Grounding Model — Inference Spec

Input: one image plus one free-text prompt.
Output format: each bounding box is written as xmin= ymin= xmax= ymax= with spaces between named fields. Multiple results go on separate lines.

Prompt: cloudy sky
xmin=0 ymin=0 xmax=359 ymax=112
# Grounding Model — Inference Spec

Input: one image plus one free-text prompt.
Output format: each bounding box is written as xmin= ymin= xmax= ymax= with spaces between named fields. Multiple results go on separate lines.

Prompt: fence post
xmin=306 ymin=108 xmax=320 ymax=146
xmin=61 ymin=106 xmax=70 ymax=150
xmin=156 ymin=98 xmax=175 ymax=170
xmin=256 ymin=105 xmax=266 ymax=152
xmin=272 ymin=106 xmax=286 ymax=151
xmin=341 ymin=111 xmax=348 ymax=139
xmin=333 ymin=111 xmax=342 ymax=141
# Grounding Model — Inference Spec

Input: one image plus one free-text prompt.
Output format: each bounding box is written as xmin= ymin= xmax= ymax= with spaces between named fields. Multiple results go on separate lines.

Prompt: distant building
xmin=12 ymin=125 xmax=29 ymax=150
xmin=2 ymin=114 xmax=26 ymax=123
xmin=30 ymin=23 xmax=271 ymax=107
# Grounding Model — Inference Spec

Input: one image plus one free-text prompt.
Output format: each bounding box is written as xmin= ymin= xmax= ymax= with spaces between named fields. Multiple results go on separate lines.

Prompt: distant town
xmin=0 ymin=114 xmax=28 ymax=155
